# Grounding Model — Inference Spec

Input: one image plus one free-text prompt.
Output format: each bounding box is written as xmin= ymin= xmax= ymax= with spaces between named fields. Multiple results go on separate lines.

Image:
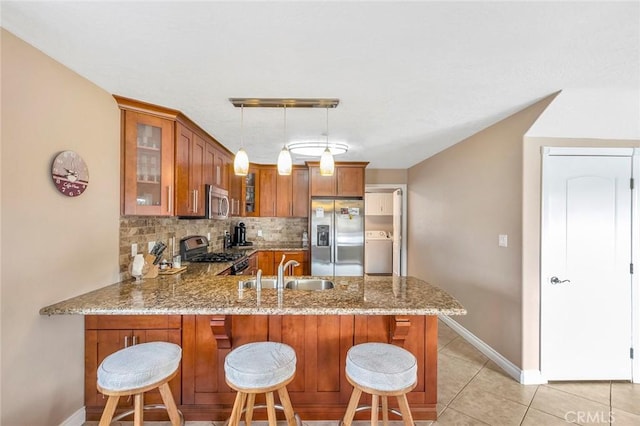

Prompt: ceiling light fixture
xmin=233 ymin=104 xmax=249 ymax=176
xmin=319 ymin=106 xmax=335 ymax=176
xmin=287 ymin=141 xmax=349 ymax=157
xmin=277 ymin=105 xmax=292 ymax=175
xmin=229 ymin=98 xmax=340 ymax=174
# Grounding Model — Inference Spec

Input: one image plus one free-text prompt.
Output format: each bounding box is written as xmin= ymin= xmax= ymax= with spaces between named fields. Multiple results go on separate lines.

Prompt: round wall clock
xmin=51 ymin=150 xmax=89 ymax=197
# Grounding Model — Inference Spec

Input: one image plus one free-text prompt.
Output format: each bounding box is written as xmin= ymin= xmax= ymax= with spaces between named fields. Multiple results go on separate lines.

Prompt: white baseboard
xmin=438 ymin=315 xmax=547 ymax=385
xmin=59 ymin=406 xmax=85 ymax=426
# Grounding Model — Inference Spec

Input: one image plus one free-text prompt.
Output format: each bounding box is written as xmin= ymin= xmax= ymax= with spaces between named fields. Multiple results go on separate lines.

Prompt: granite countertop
xmin=39 ymin=264 xmax=466 ymax=316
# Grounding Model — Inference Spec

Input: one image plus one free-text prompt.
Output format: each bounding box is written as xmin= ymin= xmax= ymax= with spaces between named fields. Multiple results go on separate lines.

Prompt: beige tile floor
xmin=85 ymin=320 xmax=640 ymax=426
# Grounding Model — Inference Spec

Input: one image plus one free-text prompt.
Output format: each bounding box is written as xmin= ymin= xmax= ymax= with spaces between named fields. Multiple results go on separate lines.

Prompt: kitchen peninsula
xmin=41 ymin=264 xmax=465 ymax=421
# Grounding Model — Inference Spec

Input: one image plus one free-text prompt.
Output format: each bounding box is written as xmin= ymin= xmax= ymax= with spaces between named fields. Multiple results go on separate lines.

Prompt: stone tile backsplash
xmin=119 ymin=216 xmax=308 ymax=278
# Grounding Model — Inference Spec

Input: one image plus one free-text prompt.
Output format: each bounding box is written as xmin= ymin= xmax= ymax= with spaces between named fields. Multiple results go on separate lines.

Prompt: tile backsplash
xmin=119 ymin=216 xmax=308 ymax=278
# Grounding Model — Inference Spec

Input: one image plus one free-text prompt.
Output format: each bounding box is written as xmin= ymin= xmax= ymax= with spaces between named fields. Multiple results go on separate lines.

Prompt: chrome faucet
xmin=277 ymin=254 xmax=299 ymax=291
xmin=255 ymin=269 xmax=263 ymax=293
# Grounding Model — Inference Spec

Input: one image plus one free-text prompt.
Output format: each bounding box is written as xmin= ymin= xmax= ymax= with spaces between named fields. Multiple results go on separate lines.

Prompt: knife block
xmin=143 ymin=254 xmax=159 ymax=279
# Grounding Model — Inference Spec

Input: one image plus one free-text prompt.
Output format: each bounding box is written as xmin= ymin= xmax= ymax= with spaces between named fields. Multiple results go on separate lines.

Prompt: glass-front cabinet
xmin=122 ymin=110 xmax=174 ymax=215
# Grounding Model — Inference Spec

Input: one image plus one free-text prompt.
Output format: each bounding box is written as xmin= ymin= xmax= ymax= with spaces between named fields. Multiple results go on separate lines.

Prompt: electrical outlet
xmin=257 ymin=230 xmax=263 ymax=237
xmin=131 ymin=243 xmax=138 ymax=257
xmin=498 ymin=234 xmax=508 ymax=248
xmin=207 ymin=232 xmax=211 ymax=241
xmin=148 ymin=241 xmax=156 ymax=253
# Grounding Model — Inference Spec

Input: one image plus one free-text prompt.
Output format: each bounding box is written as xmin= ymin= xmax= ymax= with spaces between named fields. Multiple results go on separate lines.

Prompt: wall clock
xmin=51 ymin=150 xmax=89 ymax=197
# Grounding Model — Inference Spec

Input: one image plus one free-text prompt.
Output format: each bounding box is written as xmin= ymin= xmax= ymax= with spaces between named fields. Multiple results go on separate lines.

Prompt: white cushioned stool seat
xmin=224 ymin=342 xmax=300 ymax=426
xmin=342 ymin=343 xmax=417 ymax=426
xmin=346 ymin=342 xmax=417 ymax=391
xmin=225 ymin=341 xmax=296 ymax=389
xmin=98 ymin=341 xmax=182 ymax=392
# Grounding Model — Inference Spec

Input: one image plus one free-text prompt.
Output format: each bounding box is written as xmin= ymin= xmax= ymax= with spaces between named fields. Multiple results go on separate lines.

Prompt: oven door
xmin=206 ymin=184 xmax=230 ymax=220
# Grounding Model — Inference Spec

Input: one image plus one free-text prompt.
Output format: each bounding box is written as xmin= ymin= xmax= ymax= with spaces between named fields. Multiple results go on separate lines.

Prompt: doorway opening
xmin=364 ymin=184 xmax=407 ymax=276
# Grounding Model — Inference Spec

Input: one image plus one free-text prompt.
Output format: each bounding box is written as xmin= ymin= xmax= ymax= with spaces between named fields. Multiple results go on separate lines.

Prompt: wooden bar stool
xmin=224 ymin=341 xmax=301 ymax=426
xmin=96 ymin=341 xmax=183 ymax=426
xmin=342 ymin=342 xmax=417 ymax=426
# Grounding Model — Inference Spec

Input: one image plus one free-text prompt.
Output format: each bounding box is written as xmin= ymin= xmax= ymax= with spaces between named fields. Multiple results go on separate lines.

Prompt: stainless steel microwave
xmin=205 ymin=184 xmax=230 ymax=220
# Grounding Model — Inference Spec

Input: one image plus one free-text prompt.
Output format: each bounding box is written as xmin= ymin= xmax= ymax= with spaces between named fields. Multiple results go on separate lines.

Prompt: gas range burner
xmin=190 ymin=252 xmax=245 ymax=263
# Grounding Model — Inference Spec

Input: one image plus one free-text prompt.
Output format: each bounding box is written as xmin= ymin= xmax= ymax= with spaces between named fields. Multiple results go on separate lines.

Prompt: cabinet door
xmin=243 ymin=168 xmax=259 ymax=216
xmin=274 ymin=250 xmax=307 ymax=276
xmin=122 ymin=111 xmax=174 ymax=216
xmin=175 ymin=124 xmax=205 ymax=217
xmin=259 ymin=167 xmax=277 ymax=217
xmin=228 ymin=171 xmax=243 ymax=216
xmin=309 ymin=166 xmax=336 ymax=197
xmin=247 ymin=252 xmax=258 ymax=275
xmin=214 ymin=149 xmax=229 ymax=190
xmin=276 ymin=173 xmax=292 ymax=217
xmin=268 ymin=315 xmax=354 ymax=405
xmin=258 ymin=251 xmax=275 ymax=275
xmin=291 ymin=168 xmax=309 ymax=217
xmin=181 ymin=315 xmax=268 ymax=406
xmin=336 ymin=166 xmax=364 ymax=197
xmin=204 ymin=142 xmax=216 ymax=187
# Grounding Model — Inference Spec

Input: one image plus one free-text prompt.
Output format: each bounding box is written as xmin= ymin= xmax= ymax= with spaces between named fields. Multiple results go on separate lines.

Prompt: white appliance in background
xmin=311 ymin=198 xmax=364 ymax=276
xmin=365 ymin=230 xmax=392 ymax=274
xmin=392 ymin=189 xmax=402 ymax=276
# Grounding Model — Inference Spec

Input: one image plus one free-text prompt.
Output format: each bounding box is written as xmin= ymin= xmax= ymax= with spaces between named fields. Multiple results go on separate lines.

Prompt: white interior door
xmin=541 ymin=151 xmax=633 ymax=380
xmin=392 ymin=189 xmax=402 ymax=276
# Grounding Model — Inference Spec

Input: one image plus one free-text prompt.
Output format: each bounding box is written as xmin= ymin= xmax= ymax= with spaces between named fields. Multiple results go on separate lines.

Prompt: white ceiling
xmin=2 ymin=1 xmax=638 ymax=168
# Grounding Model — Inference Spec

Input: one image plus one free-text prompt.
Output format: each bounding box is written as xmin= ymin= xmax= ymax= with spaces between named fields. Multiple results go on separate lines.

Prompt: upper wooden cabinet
xmin=120 ymin=110 xmax=174 ymax=216
xmin=115 ymin=95 xmax=234 ymax=217
xmin=307 ymin=162 xmax=368 ymax=197
xmin=175 ymin=123 xmax=206 ymax=217
xmin=259 ymin=166 xmax=278 ymax=217
xmin=257 ymin=165 xmax=309 ymax=218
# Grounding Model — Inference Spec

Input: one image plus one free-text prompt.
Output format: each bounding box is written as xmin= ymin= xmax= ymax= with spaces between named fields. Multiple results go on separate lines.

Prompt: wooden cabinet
xmin=259 ymin=166 xmax=277 ymax=217
xmin=276 ymin=167 xmax=309 ymax=217
xmin=257 ymin=250 xmax=275 ymax=275
xmin=243 ymin=168 xmax=259 ymax=216
xmin=365 ymin=192 xmax=393 ymax=215
xmin=120 ymin=109 xmax=174 ymax=216
xmin=257 ymin=165 xmax=309 ymax=218
xmin=246 ymin=252 xmax=259 ymax=275
xmin=175 ymin=124 xmax=206 ymax=217
xmin=308 ymin=162 xmax=368 ymax=197
xmin=84 ymin=315 xmax=182 ymax=420
xmin=273 ymin=250 xmax=308 ymax=276
xmin=116 ymin=96 xmax=235 ymax=217
xmin=228 ymin=171 xmax=243 ymax=217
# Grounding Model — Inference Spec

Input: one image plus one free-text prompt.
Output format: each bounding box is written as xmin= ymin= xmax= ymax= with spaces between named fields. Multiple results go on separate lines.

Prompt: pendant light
xmin=233 ymin=104 xmax=249 ymax=176
xmin=277 ymin=105 xmax=292 ymax=175
xmin=319 ymin=106 xmax=335 ymax=176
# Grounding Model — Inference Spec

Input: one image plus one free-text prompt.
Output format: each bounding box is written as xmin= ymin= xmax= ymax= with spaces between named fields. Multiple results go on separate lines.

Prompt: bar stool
xmin=97 ymin=341 xmax=183 ymax=426
xmin=224 ymin=341 xmax=301 ymax=426
xmin=342 ymin=342 xmax=417 ymax=426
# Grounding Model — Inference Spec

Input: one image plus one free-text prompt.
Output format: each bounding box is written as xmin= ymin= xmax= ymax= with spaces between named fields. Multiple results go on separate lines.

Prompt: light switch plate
xmin=131 ymin=243 xmax=138 ymax=257
xmin=498 ymin=234 xmax=508 ymax=247
xmin=257 ymin=230 xmax=263 ymax=237
xmin=148 ymin=241 xmax=156 ymax=253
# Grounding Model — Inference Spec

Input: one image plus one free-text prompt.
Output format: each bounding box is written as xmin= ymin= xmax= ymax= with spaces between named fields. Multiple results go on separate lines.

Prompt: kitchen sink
xmin=285 ymin=279 xmax=335 ymax=291
xmin=239 ymin=279 xmax=277 ymax=289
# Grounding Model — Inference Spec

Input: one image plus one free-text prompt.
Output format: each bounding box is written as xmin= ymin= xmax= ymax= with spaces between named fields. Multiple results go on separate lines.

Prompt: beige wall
xmin=1 ymin=29 xmax=120 ymax=424
xmin=521 ymin=136 xmax=640 ymax=371
xmin=407 ymin=95 xmax=556 ymax=367
xmin=365 ymin=168 xmax=407 ymax=184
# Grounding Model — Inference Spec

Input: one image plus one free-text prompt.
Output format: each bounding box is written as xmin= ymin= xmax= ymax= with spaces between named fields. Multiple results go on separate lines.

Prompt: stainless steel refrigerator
xmin=311 ymin=198 xmax=364 ymax=276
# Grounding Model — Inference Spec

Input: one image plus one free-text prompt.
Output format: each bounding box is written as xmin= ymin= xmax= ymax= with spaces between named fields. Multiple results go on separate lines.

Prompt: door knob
xmin=550 ymin=276 xmax=571 ymax=285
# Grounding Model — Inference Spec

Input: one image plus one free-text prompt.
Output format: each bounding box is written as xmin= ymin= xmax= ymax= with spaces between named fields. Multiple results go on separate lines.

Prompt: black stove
xmin=180 ymin=235 xmax=249 ymax=275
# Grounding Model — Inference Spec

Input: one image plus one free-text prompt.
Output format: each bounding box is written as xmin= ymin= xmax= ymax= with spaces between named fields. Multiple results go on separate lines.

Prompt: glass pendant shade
xmin=234 ymin=148 xmax=249 ymax=176
xmin=277 ymin=147 xmax=292 ymax=175
xmin=319 ymin=147 xmax=335 ymax=176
